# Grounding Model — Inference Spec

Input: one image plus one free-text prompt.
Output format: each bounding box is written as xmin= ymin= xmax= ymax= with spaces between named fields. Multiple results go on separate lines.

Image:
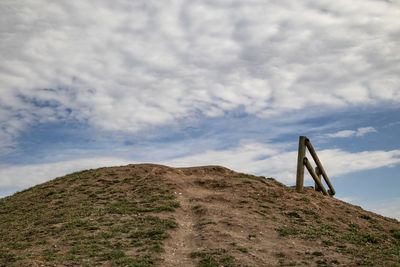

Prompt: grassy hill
xmin=0 ymin=164 xmax=399 ymax=266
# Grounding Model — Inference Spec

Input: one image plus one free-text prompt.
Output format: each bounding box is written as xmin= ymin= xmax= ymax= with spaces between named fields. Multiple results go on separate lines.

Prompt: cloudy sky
xmin=1 ymin=0 xmax=400 ymax=219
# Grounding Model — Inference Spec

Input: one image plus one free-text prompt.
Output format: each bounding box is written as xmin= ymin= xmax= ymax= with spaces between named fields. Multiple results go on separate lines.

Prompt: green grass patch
xmin=312 ymin=251 xmax=323 ymax=256
xmin=286 ymin=211 xmax=302 ymax=218
xmin=322 ymin=239 xmax=334 ymax=246
xmin=296 ymin=197 xmax=310 ymax=203
xmin=113 ymin=254 xmax=160 ymax=266
xmin=390 ymin=229 xmax=400 ymax=240
xmin=236 ymin=247 xmax=248 ymax=253
xmin=190 ymin=249 xmax=236 ymax=267
xmin=359 ymin=214 xmax=372 ymax=221
xmin=270 ymin=192 xmax=281 ymax=198
xmin=344 ymin=230 xmax=380 ymax=246
xmin=233 ymin=173 xmax=268 ymax=185
xmin=276 ymin=226 xmax=300 ymax=237
xmin=129 ymin=228 xmax=170 ymax=241
xmin=198 ymin=220 xmax=217 ymax=226
xmin=303 ymin=224 xmax=337 ymax=240
xmin=274 ymin=252 xmax=285 ymax=258
xmin=248 ymin=234 xmax=257 ymax=240
xmin=0 ymin=249 xmax=17 ymax=263
xmin=299 ymin=208 xmax=318 ymax=217
xmin=0 ymin=167 xmax=179 ymax=266
xmin=266 ymin=177 xmax=285 ymax=187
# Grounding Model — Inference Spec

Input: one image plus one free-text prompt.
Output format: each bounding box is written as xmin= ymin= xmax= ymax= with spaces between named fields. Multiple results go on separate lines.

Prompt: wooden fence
xmin=296 ymin=136 xmax=335 ymax=196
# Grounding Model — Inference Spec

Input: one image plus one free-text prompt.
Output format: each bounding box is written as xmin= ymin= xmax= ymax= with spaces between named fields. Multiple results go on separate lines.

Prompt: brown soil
xmin=157 ymin=165 xmax=400 ymax=266
xmin=1 ymin=164 xmax=399 ymax=267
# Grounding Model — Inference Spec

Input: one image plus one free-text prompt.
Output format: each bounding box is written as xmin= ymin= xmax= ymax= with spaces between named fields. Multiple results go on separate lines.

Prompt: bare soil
xmin=1 ymin=164 xmax=399 ymax=267
xmin=159 ymin=165 xmax=400 ymax=266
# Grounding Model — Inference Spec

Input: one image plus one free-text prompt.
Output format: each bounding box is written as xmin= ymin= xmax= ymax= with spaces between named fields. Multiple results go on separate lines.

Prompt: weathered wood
xmin=314 ymin=167 xmax=322 ymax=192
xmin=305 ymin=138 xmax=336 ymax=196
xmin=304 ymin=157 xmax=328 ymax=195
xmin=296 ymin=136 xmax=307 ymax=193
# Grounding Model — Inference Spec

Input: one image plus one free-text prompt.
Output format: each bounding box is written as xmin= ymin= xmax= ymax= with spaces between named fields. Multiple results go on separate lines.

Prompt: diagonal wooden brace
xmin=305 ymin=138 xmax=336 ymax=196
xmin=303 ymin=157 xmax=328 ymax=196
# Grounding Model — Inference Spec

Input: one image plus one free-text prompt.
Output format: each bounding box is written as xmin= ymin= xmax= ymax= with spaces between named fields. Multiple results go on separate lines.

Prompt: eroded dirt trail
xmin=157 ymin=165 xmax=400 ymax=267
xmin=162 ymin=168 xmax=209 ymax=267
xmin=163 ymin=167 xmax=231 ymax=266
xmin=163 ymin=189 xmax=197 ymax=266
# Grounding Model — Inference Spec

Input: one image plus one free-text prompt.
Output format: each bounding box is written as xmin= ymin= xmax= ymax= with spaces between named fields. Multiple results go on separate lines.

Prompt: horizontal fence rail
xmin=296 ymin=136 xmax=335 ymax=196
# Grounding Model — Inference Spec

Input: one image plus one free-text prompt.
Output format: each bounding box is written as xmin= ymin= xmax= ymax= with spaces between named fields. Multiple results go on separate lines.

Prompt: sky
xmin=1 ymin=0 xmax=400 ymax=219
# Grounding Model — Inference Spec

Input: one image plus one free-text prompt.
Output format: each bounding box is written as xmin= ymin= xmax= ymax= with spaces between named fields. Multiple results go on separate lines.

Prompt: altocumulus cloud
xmin=324 ymin=126 xmax=377 ymax=138
xmin=1 ymin=0 xmax=400 ymax=154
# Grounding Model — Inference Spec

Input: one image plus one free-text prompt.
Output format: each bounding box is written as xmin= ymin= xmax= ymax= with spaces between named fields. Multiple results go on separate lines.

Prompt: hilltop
xmin=0 ymin=164 xmax=399 ymax=266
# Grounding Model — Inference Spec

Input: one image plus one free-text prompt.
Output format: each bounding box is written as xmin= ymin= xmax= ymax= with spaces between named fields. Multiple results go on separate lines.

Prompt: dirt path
xmin=161 ymin=165 xmax=400 ymax=267
xmin=160 ymin=167 xmax=206 ymax=267
xmin=163 ymin=188 xmax=198 ymax=266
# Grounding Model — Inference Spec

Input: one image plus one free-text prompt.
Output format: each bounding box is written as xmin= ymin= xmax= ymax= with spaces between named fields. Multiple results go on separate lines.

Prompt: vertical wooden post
xmin=296 ymin=136 xmax=307 ymax=192
xmin=314 ymin=167 xmax=322 ymax=192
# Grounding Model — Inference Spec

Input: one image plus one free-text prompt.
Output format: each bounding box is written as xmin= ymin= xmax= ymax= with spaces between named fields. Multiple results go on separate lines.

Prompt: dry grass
xmin=1 ymin=164 xmax=399 ymax=266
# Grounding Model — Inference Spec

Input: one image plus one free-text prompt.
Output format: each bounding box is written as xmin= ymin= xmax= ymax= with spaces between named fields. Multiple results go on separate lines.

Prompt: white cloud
xmin=356 ymin=126 xmax=377 ymax=136
xmin=337 ymin=196 xmax=359 ymax=203
xmin=365 ymin=198 xmax=400 ymax=221
xmin=163 ymin=140 xmax=400 ymax=183
xmin=325 ymin=130 xmax=356 ymax=138
xmin=337 ymin=196 xmax=400 ymax=220
xmin=163 ymin=141 xmax=290 ymax=176
xmin=3 ymin=140 xmax=399 ymax=191
xmin=1 ymin=141 xmax=400 ymax=207
xmin=1 ymin=0 xmax=400 ymax=152
xmin=324 ymin=126 xmax=377 ymax=138
xmin=0 ymin=157 xmax=131 ymax=189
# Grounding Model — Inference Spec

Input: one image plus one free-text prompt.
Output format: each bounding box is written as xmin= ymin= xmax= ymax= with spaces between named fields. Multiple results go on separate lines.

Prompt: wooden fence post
xmin=296 ymin=136 xmax=307 ymax=192
xmin=315 ymin=167 xmax=321 ymax=192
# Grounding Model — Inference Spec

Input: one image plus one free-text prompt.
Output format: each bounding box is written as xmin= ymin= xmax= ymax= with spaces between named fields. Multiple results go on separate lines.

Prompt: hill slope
xmin=0 ymin=164 xmax=399 ymax=266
